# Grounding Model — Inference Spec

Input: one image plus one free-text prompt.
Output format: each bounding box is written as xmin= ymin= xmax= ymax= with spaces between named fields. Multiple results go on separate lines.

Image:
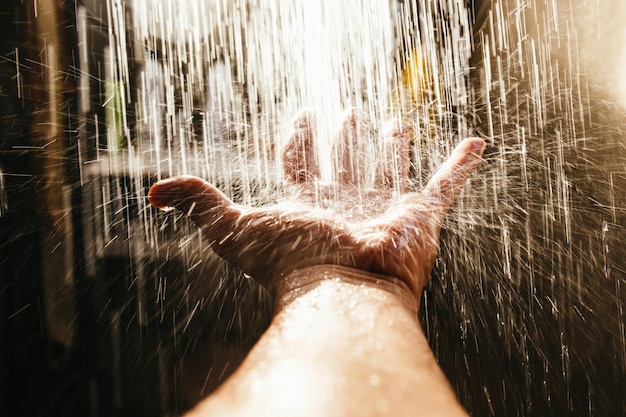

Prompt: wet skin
xmin=148 ymin=109 xmax=486 ymax=417
xmin=148 ymin=108 xmax=486 ymax=306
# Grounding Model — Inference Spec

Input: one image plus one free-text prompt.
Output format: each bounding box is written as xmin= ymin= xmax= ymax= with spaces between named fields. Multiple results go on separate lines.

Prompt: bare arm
xmin=187 ymin=267 xmax=467 ymax=417
xmin=148 ymin=109 xmax=485 ymax=416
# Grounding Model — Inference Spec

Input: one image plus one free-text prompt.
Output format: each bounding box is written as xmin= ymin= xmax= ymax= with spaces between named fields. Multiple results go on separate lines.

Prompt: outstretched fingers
xmin=332 ymin=108 xmax=370 ymax=186
xmin=148 ymin=175 xmax=241 ymax=234
xmin=420 ymin=137 xmax=486 ymax=215
xmin=375 ymin=119 xmax=412 ymax=192
xmin=282 ymin=110 xmax=320 ymax=185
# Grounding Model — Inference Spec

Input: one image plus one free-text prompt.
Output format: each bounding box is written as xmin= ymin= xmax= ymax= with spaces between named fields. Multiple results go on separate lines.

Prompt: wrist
xmin=273 ymin=264 xmax=419 ymax=314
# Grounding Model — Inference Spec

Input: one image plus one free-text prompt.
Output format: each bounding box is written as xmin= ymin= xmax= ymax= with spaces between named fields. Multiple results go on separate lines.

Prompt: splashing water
xmin=2 ymin=0 xmax=625 ymax=415
xmin=103 ymin=0 xmax=475 ymax=196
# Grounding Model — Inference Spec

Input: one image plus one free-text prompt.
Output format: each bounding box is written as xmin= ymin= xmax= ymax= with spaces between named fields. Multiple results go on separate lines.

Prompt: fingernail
xmin=472 ymin=138 xmax=486 ymax=154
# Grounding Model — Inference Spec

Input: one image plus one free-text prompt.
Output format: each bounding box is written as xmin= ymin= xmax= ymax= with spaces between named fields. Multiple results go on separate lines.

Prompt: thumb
xmin=148 ymin=175 xmax=239 ymax=230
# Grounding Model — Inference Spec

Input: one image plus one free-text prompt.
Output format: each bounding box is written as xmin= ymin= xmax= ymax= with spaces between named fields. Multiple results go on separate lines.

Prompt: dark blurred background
xmin=1 ymin=0 xmax=625 ymax=416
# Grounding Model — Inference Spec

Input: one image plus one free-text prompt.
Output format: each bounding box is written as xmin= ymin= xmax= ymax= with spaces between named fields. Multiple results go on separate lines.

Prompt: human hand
xmin=148 ymin=109 xmax=485 ymax=306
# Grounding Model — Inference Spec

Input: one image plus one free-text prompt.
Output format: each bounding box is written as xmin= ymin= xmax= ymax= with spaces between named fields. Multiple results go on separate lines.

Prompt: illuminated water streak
xmin=76 ymin=0 xmax=626 ymax=415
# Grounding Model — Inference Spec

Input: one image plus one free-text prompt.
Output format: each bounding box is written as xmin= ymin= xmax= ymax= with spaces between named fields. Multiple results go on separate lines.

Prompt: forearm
xmin=187 ymin=266 xmax=467 ymax=417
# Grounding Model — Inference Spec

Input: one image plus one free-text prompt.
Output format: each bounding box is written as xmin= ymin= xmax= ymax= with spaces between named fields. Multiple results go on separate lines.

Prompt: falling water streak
xmin=0 ymin=169 xmax=7 ymax=217
xmin=54 ymin=0 xmax=626 ymax=414
xmin=117 ymin=0 xmax=476 ymax=205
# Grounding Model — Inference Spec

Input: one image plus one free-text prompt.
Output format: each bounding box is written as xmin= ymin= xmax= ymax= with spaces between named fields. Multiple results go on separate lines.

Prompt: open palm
xmin=148 ymin=109 xmax=485 ymax=299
